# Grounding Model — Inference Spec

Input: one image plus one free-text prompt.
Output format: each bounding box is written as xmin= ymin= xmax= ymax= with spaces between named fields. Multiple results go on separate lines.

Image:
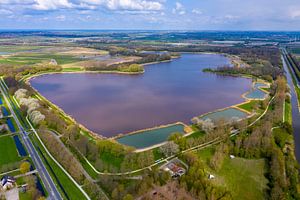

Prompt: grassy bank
xmin=284 ymin=100 xmax=292 ymax=124
xmin=237 ymin=100 xmax=258 ymax=112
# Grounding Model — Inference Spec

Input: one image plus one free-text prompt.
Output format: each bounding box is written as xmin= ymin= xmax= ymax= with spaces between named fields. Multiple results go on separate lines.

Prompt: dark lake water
xmin=30 ymin=53 xmax=252 ymax=137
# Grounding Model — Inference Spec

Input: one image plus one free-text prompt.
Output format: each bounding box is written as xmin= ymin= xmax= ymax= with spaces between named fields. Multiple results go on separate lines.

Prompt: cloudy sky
xmin=0 ymin=0 xmax=300 ymax=30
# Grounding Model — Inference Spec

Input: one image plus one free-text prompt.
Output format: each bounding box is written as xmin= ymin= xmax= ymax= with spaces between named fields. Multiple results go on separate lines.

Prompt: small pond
xmin=116 ymin=124 xmax=185 ymax=149
xmin=198 ymin=107 xmax=248 ymax=123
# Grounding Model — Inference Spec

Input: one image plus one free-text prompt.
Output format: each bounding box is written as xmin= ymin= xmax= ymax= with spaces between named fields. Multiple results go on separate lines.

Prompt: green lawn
xmin=19 ymin=191 xmax=32 ymax=200
xmin=197 ymin=146 xmax=215 ymax=165
xmin=260 ymin=87 xmax=270 ymax=93
xmin=196 ymin=147 xmax=268 ymax=200
xmin=0 ymin=135 xmax=22 ymax=166
xmin=30 ymin=134 xmax=87 ymax=200
xmin=99 ymin=151 xmax=124 ymax=169
xmin=186 ymin=130 xmax=205 ymax=139
xmin=237 ymin=100 xmax=259 ymax=112
xmin=284 ymin=100 xmax=292 ymax=124
xmin=62 ymin=67 xmax=83 ymax=72
xmin=217 ymin=158 xmax=268 ymax=200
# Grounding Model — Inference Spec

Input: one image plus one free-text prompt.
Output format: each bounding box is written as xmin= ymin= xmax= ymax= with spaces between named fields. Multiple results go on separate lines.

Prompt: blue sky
xmin=0 ymin=0 xmax=300 ymax=30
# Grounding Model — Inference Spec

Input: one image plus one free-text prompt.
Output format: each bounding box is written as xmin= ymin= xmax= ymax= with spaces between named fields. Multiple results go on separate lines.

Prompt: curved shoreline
xmin=24 ymin=52 xmax=262 ymax=144
xmin=22 ymin=69 xmax=145 ymax=83
xmin=113 ymin=121 xmax=191 ymax=140
xmin=194 ymin=80 xmax=270 ymax=126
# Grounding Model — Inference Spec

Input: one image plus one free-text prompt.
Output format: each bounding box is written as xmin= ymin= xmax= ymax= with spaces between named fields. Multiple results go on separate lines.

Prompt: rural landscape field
xmin=0 ymin=0 xmax=300 ymax=200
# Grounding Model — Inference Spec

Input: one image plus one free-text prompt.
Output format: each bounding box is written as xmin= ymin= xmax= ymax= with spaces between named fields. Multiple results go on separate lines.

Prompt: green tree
xmin=20 ymin=162 xmax=31 ymax=174
xmin=123 ymin=194 xmax=133 ymax=200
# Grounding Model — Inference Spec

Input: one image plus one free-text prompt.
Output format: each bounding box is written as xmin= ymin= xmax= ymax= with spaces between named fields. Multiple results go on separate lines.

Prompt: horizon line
xmin=1 ymin=29 xmax=300 ymax=32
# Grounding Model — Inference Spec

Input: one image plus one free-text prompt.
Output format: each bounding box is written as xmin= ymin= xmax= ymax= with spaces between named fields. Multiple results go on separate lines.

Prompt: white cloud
xmin=82 ymin=0 xmax=163 ymax=11
xmin=289 ymin=9 xmax=300 ymax=18
xmin=33 ymin=0 xmax=73 ymax=10
xmin=0 ymin=9 xmax=12 ymax=14
xmin=192 ymin=9 xmax=202 ymax=15
xmin=0 ymin=0 xmax=32 ymax=4
xmin=0 ymin=0 xmax=164 ymax=12
xmin=224 ymin=14 xmax=239 ymax=19
xmin=172 ymin=2 xmax=185 ymax=15
xmin=56 ymin=14 xmax=66 ymax=21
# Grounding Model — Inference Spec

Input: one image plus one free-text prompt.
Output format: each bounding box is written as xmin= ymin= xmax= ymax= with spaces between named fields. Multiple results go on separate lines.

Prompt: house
xmin=164 ymin=162 xmax=186 ymax=178
xmin=49 ymin=59 xmax=58 ymax=66
xmin=208 ymin=174 xmax=215 ymax=180
xmin=0 ymin=124 xmax=7 ymax=132
xmin=1 ymin=176 xmax=16 ymax=190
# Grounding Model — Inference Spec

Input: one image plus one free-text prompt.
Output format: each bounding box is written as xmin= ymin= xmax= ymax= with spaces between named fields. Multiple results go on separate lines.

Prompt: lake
xmin=30 ymin=53 xmax=252 ymax=137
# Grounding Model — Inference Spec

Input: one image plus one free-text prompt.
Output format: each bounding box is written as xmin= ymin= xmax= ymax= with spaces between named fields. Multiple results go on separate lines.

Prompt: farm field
xmin=0 ymin=135 xmax=22 ymax=167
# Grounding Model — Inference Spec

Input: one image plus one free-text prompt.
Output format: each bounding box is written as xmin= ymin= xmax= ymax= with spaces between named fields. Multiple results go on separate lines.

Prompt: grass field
xmin=237 ymin=100 xmax=259 ymax=112
xmin=62 ymin=67 xmax=83 ymax=72
xmin=186 ymin=130 xmax=205 ymax=139
xmin=30 ymin=133 xmax=87 ymax=200
xmin=19 ymin=191 xmax=32 ymax=200
xmin=284 ymin=100 xmax=292 ymax=124
xmin=217 ymin=158 xmax=268 ymax=200
xmin=0 ymin=45 xmax=47 ymax=53
xmin=197 ymin=147 xmax=268 ymax=200
xmin=0 ymin=52 xmax=81 ymax=66
xmin=0 ymin=135 xmax=22 ymax=166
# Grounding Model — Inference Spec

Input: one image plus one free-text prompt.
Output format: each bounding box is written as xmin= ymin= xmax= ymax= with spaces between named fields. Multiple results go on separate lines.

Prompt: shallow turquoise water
xmin=244 ymin=82 xmax=268 ymax=99
xmin=199 ymin=108 xmax=248 ymax=122
xmin=254 ymin=82 xmax=268 ymax=88
xmin=245 ymin=85 xmax=267 ymax=99
xmin=116 ymin=124 xmax=184 ymax=149
xmin=245 ymin=89 xmax=267 ymax=99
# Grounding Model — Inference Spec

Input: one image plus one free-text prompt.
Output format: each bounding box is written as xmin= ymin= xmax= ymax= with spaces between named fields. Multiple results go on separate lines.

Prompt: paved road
xmin=0 ymin=79 xmax=62 ymax=200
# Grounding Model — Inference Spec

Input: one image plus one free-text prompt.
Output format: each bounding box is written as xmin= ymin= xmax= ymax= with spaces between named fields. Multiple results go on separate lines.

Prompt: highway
xmin=0 ymin=79 xmax=62 ymax=200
